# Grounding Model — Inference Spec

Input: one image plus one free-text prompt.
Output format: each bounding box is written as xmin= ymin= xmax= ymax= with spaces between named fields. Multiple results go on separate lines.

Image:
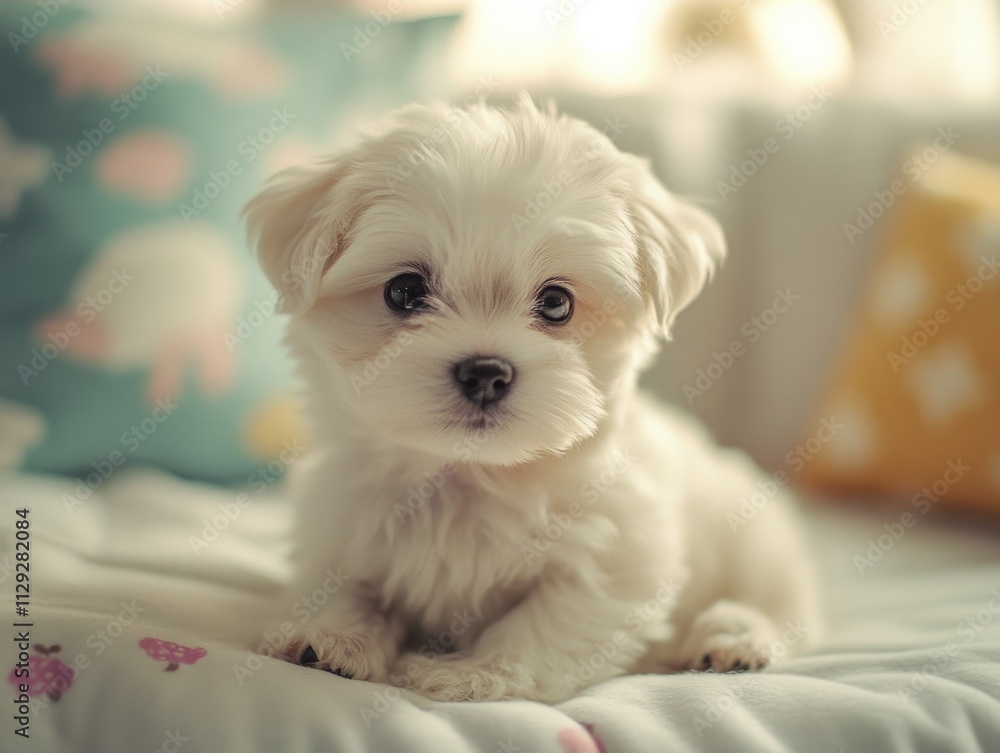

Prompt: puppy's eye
xmin=385 ymin=273 xmax=428 ymax=313
xmin=535 ymin=285 xmax=573 ymax=324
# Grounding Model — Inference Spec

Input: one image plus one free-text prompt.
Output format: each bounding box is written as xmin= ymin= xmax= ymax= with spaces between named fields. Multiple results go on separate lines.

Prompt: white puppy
xmin=244 ymin=96 xmax=820 ymax=703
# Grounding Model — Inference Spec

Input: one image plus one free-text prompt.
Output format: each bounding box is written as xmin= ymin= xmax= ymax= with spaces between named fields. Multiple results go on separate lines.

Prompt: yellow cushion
xmin=800 ymin=149 xmax=1000 ymax=515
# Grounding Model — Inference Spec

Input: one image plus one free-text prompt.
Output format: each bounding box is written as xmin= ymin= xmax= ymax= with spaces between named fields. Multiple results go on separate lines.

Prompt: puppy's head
xmin=244 ymin=97 xmax=724 ymax=466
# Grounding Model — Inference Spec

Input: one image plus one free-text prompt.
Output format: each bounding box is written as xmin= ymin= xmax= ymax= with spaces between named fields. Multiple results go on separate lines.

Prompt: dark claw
xmin=299 ymin=644 xmax=354 ymax=678
xmin=299 ymin=645 xmax=319 ymax=666
xmin=731 ymin=661 xmax=750 ymax=673
xmin=701 ymin=653 xmax=713 ymax=670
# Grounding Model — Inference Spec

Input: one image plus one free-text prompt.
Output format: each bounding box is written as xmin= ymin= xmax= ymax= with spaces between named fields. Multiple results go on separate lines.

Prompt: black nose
xmin=454 ymin=356 xmax=515 ymax=406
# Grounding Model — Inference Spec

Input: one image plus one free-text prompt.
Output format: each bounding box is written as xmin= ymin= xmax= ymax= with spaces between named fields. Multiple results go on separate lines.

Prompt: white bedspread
xmin=2 ymin=468 xmax=999 ymax=753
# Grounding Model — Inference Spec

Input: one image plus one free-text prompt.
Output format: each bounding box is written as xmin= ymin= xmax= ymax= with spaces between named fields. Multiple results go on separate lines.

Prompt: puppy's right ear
xmin=242 ymin=158 xmax=354 ymax=315
xmin=626 ymin=160 xmax=726 ymax=338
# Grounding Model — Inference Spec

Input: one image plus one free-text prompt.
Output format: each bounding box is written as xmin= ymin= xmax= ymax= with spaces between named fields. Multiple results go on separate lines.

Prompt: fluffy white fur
xmin=243 ymin=96 xmax=821 ymax=704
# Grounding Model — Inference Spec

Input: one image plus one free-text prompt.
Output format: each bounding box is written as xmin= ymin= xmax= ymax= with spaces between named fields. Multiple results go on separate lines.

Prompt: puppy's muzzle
xmin=453 ymin=356 xmax=515 ymax=407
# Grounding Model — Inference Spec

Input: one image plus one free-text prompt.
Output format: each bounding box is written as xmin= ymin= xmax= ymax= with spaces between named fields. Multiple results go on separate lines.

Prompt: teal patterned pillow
xmin=0 ymin=4 xmax=457 ymax=482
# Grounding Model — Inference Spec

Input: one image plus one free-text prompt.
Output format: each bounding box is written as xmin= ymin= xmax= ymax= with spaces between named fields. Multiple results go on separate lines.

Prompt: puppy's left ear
xmin=628 ymin=163 xmax=726 ymax=337
xmin=242 ymin=157 xmax=356 ymax=316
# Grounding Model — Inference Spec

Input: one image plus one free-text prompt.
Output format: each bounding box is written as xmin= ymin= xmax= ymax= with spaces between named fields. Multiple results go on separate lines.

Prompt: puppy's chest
xmin=363 ymin=479 xmax=545 ymax=635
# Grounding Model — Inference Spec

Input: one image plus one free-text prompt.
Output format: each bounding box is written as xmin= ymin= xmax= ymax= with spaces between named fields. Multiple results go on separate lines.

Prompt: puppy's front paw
xmin=680 ymin=601 xmax=780 ymax=673
xmin=391 ymin=652 xmax=534 ymax=702
xmin=261 ymin=628 xmax=392 ymax=682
